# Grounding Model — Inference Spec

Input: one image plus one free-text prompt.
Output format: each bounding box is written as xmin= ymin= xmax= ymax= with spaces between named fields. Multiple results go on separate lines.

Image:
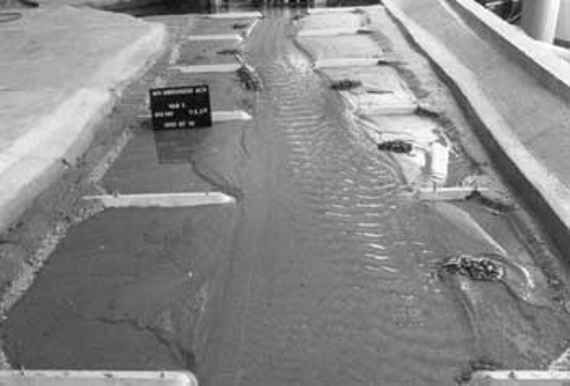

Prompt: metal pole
xmin=556 ymin=0 xmax=570 ymax=45
xmin=209 ymin=0 xmax=222 ymax=12
xmin=521 ymin=0 xmax=561 ymax=42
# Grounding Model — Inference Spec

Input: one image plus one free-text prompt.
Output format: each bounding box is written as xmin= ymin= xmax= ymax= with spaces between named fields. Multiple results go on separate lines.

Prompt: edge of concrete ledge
xmin=205 ymin=11 xmax=262 ymax=19
xmin=0 ymin=370 xmax=199 ymax=386
xmin=382 ymin=0 xmax=570 ymax=255
xmin=307 ymin=5 xmax=382 ymax=14
xmin=445 ymin=0 xmax=570 ymax=103
xmin=92 ymin=21 xmax=168 ymax=97
xmin=469 ymin=370 xmax=570 ymax=385
xmin=0 ymin=20 xmax=168 ymax=235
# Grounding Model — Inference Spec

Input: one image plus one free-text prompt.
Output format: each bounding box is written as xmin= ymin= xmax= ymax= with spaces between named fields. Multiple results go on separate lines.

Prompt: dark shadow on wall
xmin=101 ymin=0 xmax=211 ymax=16
xmin=102 ymin=0 xmax=260 ymax=17
xmin=0 ymin=0 xmax=37 ymax=9
xmin=325 ymin=0 xmax=379 ymax=6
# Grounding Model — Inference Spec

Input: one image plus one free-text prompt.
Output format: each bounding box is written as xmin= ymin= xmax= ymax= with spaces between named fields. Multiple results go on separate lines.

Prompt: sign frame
xmin=149 ymin=85 xmax=212 ymax=130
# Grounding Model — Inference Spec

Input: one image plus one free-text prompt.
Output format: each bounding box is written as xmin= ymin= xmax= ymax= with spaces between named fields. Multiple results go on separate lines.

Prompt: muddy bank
xmin=2 ymin=206 xmax=237 ymax=371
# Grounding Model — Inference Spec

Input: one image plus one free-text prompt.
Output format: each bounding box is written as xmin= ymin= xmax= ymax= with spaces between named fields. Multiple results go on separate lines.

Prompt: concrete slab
xmin=314 ymin=58 xmax=385 ymax=67
xmin=413 ymin=186 xmax=487 ymax=201
xmin=469 ymin=371 xmax=570 ymax=385
xmin=83 ymin=192 xmax=236 ymax=207
xmin=357 ymin=113 xmax=445 ymax=187
xmin=320 ymin=66 xmax=417 ymax=114
xmin=298 ymin=35 xmax=383 ymax=61
xmin=0 ymin=6 xmax=167 ymax=234
xmin=363 ymin=114 xmax=440 ymax=145
xmin=169 ymin=63 xmax=241 ymax=73
xmin=205 ymin=11 xmax=262 ymax=19
xmin=212 ymin=110 xmax=252 ymax=121
xmin=300 ymin=12 xmax=364 ymax=30
xmin=138 ymin=110 xmax=251 ymax=122
xmin=0 ymin=371 xmax=198 ymax=386
xmin=318 ymin=59 xmax=408 ymax=88
xmin=307 ymin=5 xmax=382 ymax=14
xmin=343 ymin=91 xmax=417 ymax=115
xmin=298 ymin=28 xmax=372 ymax=37
xmin=187 ymin=34 xmax=243 ymax=41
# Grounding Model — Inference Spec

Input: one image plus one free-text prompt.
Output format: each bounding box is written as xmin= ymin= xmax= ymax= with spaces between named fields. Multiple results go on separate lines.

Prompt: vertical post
xmin=209 ymin=0 xmax=222 ymax=12
xmin=556 ymin=0 xmax=570 ymax=45
xmin=521 ymin=0 xmax=561 ymax=42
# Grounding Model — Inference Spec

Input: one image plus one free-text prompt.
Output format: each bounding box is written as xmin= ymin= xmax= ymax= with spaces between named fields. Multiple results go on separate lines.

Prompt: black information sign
xmin=149 ymin=85 xmax=212 ymax=130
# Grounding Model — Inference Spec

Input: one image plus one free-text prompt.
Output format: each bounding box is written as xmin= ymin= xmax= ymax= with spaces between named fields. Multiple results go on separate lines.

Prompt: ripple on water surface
xmin=246 ymin=13 xmax=570 ymax=384
xmin=4 ymin=10 xmax=570 ymax=386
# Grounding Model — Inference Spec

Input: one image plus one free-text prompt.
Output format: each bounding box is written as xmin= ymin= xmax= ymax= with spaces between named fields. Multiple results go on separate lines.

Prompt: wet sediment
xmin=1 ymin=6 xmax=570 ymax=386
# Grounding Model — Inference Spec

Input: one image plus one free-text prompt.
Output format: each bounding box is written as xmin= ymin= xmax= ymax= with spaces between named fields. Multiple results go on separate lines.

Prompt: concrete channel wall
xmin=0 ymin=6 xmax=168 ymax=235
xmin=445 ymin=0 xmax=570 ymax=103
xmin=382 ymin=0 xmax=570 ymax=257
